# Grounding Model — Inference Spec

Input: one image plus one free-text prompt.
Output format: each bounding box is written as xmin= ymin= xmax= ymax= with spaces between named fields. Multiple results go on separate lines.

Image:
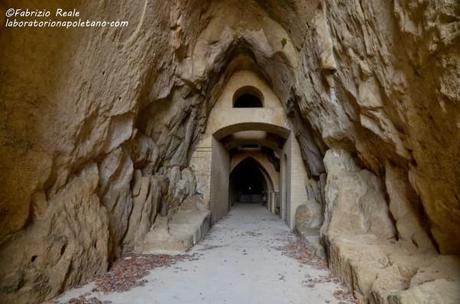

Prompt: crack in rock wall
xmin=0 ymin=0 xmax=459 ymax=303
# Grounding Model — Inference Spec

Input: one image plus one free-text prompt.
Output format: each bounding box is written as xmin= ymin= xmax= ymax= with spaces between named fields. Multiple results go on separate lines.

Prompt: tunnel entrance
xmin=190 ymin=70 xmax=311 ymax=229
xmin=230 ymin=158 xmax=268 ymax=206
xmin=208 ymin=125 xmax=288 ymax=224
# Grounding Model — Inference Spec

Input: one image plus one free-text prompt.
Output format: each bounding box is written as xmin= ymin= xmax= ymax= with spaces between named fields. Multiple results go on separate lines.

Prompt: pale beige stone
xmin=0 ymin=164 xmax=109 ymax=304
xmin=0 ymin=0 xmax=458 ymax=303
xmin=142 ymin=196 xmax=211 ymax=253
xmin=322 ymin=149 xmax=396 ymax=240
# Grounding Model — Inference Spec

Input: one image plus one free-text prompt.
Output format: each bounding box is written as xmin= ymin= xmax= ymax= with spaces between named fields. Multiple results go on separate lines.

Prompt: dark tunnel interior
xmin=229 ymin=158 xmax=267 ymax=205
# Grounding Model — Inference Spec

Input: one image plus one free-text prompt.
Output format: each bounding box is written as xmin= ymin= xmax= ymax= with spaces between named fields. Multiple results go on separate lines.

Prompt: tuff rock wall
xmin=0 ymin=0 xmax=459 ymax=303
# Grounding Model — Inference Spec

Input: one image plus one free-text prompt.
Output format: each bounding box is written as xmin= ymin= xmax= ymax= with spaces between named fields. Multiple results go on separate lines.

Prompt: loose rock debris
xmin=56 ymin=205 xmax=360 ymax=304
xmin=333 ymin=289 xmax=358 ymax=303
xmin=242 ymin=231 xmax=263 ymax=237
xmin=302 ymin=274 xmax=338 ymax=287
xmin=277 ymin=237 xmax=357 ymax=303
xmin=275 ymin=237 xmax=327 ymax=269
xmin=43 ymin=293 xmax=110 ymax=304
xmin=93 ymin=254 xmax=198 ymax=293
xmin=65 ymin=295 xmax=109 ymax=304
xmin=55 ymin=254 xmax=198 ymax=303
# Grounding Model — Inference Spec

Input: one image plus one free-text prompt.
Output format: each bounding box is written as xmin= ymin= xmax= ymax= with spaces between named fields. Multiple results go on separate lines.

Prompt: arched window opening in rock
xmin=233 ymin=86 xmax=264 ymax=108
xmin=230 ymin=158 xmax=270 ymax=206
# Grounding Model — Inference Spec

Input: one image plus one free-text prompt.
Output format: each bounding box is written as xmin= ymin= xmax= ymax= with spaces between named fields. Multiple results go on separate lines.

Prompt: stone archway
xmin=207 ymin=121 xmax=290 ymax=223
xmin=231 ymin=153 xmax=279 ymax=213
xmin=229 ymin=157 xmax=269 ymax=206
xmin=190 ymin=70 xmax=311 ymax=227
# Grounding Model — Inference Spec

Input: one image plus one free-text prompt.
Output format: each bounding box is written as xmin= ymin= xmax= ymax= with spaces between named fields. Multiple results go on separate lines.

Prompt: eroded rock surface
xmin=0 ymin=164 xmax=109 ymax=303
xmin=0 ymin=0 xmax=459 ymax=303
xmin=321 ymin=149 xmax=460 ymax=302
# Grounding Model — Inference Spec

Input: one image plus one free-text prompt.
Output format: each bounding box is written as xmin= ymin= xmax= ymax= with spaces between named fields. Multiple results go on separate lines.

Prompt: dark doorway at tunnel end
xmin=229 ymin=158 xmax=268 ymax=206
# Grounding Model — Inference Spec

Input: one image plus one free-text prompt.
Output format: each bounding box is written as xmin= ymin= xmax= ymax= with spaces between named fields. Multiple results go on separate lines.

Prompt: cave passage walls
xmin=0 ymin=0 xmax=459 ymax=303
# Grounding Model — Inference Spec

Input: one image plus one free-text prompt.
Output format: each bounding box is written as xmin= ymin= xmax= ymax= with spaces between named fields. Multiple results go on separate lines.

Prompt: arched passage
xmin=190 ymin=70 xmax=310 ymax=227
xmin=209 ymin=122 xmax=288 ymax=223
xmin=229 ymin=157 xmax=274 ymax=206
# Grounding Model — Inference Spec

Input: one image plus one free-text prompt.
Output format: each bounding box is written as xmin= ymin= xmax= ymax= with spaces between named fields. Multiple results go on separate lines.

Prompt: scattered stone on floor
xmin=65 ymin=295 xmax=109 ymax=304
xmin=275 ymin=237 xmax=327 ymax=269
xmin=277 ymin=236 xmax=357 ymax=303
xmin=57 ymin=205 xmax=356 ymax=304
xmin=93 ymin=253 xmax=198 ymax=293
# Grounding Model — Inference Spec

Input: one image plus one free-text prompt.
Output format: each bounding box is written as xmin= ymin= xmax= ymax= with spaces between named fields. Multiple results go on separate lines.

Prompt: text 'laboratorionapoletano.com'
xmin=4 ymin=8 xmax=129 ymax=29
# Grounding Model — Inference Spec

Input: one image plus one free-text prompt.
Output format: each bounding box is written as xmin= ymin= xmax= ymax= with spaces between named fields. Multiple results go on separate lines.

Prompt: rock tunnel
xmin=0 ymin=0 xmax=459 ymax=303
xmin=230 ymin=157 xmax=269 ymax=206
xmin=190 ymin=70 xmax=312 ymax=228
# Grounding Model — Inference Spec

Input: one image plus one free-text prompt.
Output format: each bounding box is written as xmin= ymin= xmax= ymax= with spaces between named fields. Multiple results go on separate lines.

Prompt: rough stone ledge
xmin=142 ymin=197 xmax=211 ymax=254
xmin=325 ymin=234 xmax=460 ymax=304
